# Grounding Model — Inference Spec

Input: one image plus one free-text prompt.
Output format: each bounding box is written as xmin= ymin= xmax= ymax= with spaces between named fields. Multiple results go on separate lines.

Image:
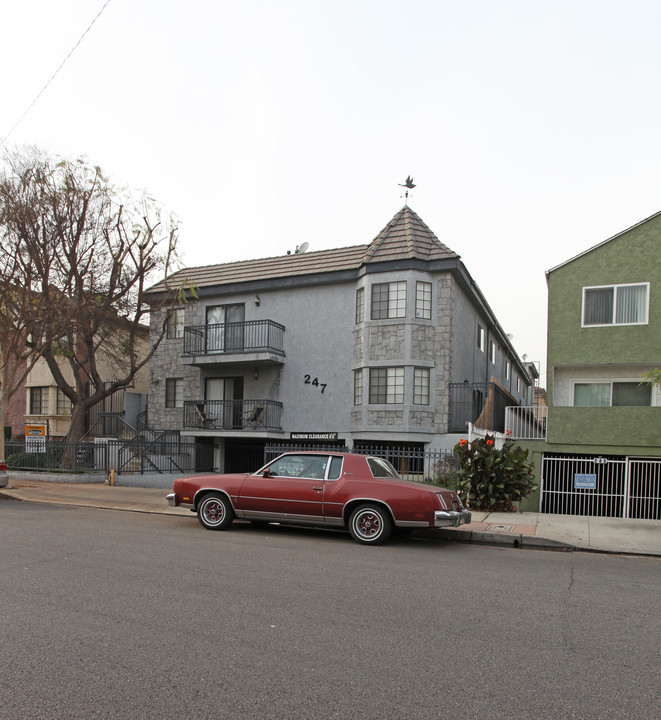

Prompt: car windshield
xmin=366 ymin=457 xmax=400 ymax=478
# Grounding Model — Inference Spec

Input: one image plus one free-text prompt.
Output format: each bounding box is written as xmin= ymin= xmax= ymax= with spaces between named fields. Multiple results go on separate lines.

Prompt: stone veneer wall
xmin=148 ymin=303 xmax=200 ymax=430
xmin=433 ymin=276 xmax=453 ymax=433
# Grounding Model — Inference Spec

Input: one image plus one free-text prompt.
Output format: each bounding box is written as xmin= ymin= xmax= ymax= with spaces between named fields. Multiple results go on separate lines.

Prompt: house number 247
xmin=304 ymin=375 xmax=327 ymax=393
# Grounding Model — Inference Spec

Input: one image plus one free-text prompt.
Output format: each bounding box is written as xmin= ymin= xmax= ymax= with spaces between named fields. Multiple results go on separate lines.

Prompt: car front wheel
xmin=348 ymin=504 xmax=392 ymax=545
xmin=197 ymin=493 xmax=234 ymax=531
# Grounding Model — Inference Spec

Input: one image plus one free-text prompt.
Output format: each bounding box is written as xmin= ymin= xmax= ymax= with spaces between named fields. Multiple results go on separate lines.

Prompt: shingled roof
xmin=364 ymin=205 xmax=459 ymax=264
xmin=147 ymin=206 xmax=459 ymax=294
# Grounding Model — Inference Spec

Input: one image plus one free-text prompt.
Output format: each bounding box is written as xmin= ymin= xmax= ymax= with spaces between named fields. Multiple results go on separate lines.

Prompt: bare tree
xmin=0 ymin=148 xmax=183 ymax=456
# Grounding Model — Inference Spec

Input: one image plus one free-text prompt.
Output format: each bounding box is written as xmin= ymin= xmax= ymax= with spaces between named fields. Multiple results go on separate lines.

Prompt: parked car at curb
xmin=167 ymin=451 xmax=470 ymax=545
xmin=0 ymin=459 xmax=8 ymax=488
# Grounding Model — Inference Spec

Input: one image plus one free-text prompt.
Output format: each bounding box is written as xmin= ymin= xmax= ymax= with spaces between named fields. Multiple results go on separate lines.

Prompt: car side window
xmin=327 ymin=456 xmax=343 ymax=480
xmin=266 ymin=455 xmax=328 ymax=479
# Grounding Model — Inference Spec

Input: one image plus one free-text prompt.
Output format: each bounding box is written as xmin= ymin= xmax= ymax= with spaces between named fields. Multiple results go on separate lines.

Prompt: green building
xmin=517 ymin=212 xmax=660 ymax=518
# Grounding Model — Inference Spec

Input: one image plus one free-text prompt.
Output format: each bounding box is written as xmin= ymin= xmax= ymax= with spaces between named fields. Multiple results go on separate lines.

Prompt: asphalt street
xmin=1 ymin=499 xmax=659 ymax=720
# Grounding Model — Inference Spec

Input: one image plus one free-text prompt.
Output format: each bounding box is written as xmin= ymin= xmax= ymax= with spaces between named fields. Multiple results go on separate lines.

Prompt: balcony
xmin=183 ymin=320 xmax=285 ymax=365
xmin=183 ymin=399 xmax=283 ymax=432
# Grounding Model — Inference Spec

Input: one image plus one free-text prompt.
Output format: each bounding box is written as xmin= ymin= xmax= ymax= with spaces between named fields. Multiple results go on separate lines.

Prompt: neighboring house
xmin=515 ymin=212 xmax=661 ymax=519
xmin=23 ymin=326 xmax=150 ymax=439
xmin=146 ymin=205 xmax=534 ymax=472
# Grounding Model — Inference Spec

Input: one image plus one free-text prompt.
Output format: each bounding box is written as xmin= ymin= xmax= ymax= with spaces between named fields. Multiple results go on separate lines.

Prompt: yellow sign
xmin=25 ymin=424 xmax=47 ymax=437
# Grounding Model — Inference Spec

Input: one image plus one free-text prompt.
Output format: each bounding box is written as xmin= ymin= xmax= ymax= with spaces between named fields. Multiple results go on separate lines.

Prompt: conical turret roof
xmin=362 ymin=205 xmax=459 ymax=265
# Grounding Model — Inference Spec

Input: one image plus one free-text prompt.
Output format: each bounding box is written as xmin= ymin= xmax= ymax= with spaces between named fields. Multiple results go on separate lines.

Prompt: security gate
xmin=541 ymin=454 xmax=661 ymax=519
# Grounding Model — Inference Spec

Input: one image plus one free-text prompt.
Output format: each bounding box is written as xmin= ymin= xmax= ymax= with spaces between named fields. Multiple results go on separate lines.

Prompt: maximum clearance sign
xmin=290 ymin=432 xmax=339 ymax=441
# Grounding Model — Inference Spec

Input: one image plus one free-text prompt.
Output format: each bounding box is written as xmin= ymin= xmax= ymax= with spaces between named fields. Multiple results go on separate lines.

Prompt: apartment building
xmin=146 ymin=206 xmax=534 ymax=472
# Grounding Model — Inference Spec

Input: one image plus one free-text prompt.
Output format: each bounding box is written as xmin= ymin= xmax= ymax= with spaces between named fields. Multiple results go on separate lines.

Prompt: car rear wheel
xmin=348 ymin=504 xmax=392 ymax=545
xmin=197 ymin=493 xmax=234 ymax=531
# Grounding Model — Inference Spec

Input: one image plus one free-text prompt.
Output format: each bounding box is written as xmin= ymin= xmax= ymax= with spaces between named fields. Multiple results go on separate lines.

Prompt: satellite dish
xmin=295 ymin=242 xmax=309 ymax=254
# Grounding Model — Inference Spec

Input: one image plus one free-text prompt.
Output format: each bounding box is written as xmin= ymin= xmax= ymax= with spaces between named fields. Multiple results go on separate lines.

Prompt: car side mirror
xmin=262 ymin=468 xmax=271 ymax=477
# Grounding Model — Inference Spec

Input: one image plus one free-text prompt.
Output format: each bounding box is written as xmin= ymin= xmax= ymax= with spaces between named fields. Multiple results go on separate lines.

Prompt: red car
xmin=167 ymin=451 xmax=470 ymax=545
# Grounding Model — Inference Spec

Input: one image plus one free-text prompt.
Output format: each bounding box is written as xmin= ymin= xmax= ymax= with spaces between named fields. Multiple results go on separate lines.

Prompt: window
xmin=477 ymin=324 xmax=485 ymax=351
xmin=506 ymin=361 xmax=511 ymax=380
xmin=167 ymin=308 xmax=185 ymax=338
xmin=29 ymin=387 xmax=49 ymax=414
xmin=583 ymin=283 xmax=649 ymax=326
xmin=56 ymin=388 xmax=72 ymax=415
xmin=489 ymin=341 xmax=496 ymax=365
xmin=415 ymin=282 xmax=432 ymax=319
xmin=413 ymin=368 xmax=430 ymax=405
xmin=574 ymin=381 xmax=652 ymax=407
xmin=165 ymin=378 xmax=183 ymax=408
xmin=353 ymin=369 xmax=363 ymax=405
xmin=369 ymin=367 xmax=405 ymax=404
xmin=355 ymin=288 xmax=365 ymax=324
xmin=371 ymin=282 xmax=406 ymax=319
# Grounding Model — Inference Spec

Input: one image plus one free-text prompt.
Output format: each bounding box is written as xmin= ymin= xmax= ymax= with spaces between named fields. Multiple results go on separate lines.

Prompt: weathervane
xmin=398 ymin=175 xmax=416 ymax=203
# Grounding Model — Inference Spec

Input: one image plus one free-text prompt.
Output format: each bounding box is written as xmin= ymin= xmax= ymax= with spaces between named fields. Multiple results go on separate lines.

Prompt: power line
xmin=0 ymin=0 xmax=114 ymax=148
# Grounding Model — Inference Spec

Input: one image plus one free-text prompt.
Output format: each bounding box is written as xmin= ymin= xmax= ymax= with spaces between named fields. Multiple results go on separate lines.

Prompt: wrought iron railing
xmin=5 ymin=437 xmax=214 ymax=474
xmin=183 ymin=399 xmax=283 ymax=431
xmin=183 ymin=320 xmax=285 ymax=357
xmin=264 ymin=443 xmax=459 ymax=490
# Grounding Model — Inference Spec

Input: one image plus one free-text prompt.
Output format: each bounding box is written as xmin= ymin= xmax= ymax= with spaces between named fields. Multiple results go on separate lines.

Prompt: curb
xmin=436 ymin=528 xmax=576 ymax=552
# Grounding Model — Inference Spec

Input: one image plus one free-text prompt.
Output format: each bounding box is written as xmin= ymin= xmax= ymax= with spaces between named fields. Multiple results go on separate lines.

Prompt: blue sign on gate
xmin=574 ymin=473 xmax=597 ymax=490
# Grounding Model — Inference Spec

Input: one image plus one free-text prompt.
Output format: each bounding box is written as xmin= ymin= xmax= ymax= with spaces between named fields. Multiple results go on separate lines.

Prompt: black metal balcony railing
xmin=184 ymin=399 xmax=283 ymax=431
xmin=183 ymin=320 xmax=285 ymax=357
xmin=449 ymin=382 xmax=515 ymax=434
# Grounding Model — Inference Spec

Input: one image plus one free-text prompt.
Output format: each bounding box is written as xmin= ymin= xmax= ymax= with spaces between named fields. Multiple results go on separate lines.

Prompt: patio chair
xmin=194 ymin=402 xmax=217 ymax=428
xmin=243 ymin=404 xmax=266 ymax=427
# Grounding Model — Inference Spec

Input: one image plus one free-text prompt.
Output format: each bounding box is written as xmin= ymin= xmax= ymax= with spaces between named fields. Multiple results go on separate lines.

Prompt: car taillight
xmin=0 ymin=459 xmax=6 ymax=471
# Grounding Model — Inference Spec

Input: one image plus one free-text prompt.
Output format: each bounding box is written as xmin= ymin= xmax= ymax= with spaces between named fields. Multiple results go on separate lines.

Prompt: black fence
xmin=5 ymin=437 xmax=214 ymax=475
xmin=264 ymin=443 xmax=459 ymax=490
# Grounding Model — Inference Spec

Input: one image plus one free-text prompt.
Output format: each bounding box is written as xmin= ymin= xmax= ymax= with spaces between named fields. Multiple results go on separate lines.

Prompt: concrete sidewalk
xmin=2 ymin=479 xmax=660 ymax=556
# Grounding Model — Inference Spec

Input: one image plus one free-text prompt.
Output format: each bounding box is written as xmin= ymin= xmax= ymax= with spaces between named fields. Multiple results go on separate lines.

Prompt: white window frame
xmin=355 ymin=288 xmax=365 ymax=324
xmin=415 ymin=282 xmax=432 ymax=319
xmin=581 ymin=282 xmax=650 ymax=327
xmin=572 ymin=378 xmax=654 ymax=407
xmin=165 ymin=378 xmax=184 ymax=408
xmin=413 ymin=368 xmax=430 ymax=405
xmin=167 ymin=308 xmax=185 ymax=339
xmin=369 ymin=367 xmax=405 ymax=404
xmin=353 ymin=369 xmax=363 ymax=405
xmin=371 ymin=282 xmax=407 ymax=320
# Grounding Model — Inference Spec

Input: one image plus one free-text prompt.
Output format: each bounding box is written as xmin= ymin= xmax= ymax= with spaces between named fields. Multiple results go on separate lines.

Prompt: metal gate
xmin=540 ymin=454 xmax=661 ymax=519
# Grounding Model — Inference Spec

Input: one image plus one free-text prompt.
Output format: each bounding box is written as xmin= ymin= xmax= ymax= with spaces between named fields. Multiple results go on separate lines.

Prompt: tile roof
xmin=364 ymin=205 xmax=459 ymax=264
xmin=147 ymin=206 xmax=459 ymax=294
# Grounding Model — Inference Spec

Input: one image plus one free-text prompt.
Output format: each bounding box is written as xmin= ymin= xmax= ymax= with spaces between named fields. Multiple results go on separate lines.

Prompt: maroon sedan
xmin=167 ymin=451 xmax=470 ymax=545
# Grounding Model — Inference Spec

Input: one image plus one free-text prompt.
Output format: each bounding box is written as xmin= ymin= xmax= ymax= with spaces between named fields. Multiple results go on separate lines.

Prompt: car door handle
xmin=313 ymin=487 xmax=323 ymax=491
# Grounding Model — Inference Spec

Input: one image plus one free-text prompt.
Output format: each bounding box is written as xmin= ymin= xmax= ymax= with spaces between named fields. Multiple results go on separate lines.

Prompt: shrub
xmin=454 ymin=435 xmax=536 ymax=512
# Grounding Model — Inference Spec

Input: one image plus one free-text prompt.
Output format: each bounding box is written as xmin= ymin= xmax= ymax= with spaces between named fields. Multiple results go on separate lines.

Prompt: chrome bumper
xmin=433 ymin=509 xmax=471 ymax=528
xmin=166 ymin=492 xmax=176 ymax=507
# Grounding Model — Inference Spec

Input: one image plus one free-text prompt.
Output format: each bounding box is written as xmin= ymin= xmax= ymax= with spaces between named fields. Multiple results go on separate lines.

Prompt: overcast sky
xmin=2 ymin=0 xmax=660 ymax=383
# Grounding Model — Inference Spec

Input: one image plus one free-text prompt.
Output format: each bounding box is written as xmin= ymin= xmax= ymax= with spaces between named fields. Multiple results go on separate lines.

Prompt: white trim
xmin=581 ymin=282 xmax=650 ymax=327
xmin=546 ymin=210 xmax=661 ymax=276
xmin=571 ymin=377 xmax=655 ymax=407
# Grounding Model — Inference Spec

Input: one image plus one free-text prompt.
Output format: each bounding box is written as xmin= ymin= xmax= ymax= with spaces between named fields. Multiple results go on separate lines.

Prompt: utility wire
xmin=0 ymin=0 xmax=113 ymax=149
